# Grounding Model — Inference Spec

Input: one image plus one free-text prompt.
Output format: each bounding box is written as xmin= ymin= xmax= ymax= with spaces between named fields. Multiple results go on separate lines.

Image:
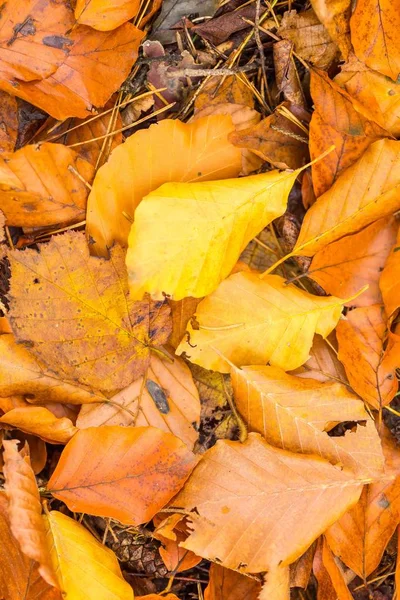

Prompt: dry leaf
xmin=231 ymin=364 xmax=384 ymax=477
xmin=0 ymin=493 xmax=61 ymax=600
xmin=278 ymin=9 xmax=339 ymax=69
xmin=273 ymin=40 xmax=306 ymax=106
xmin=126 ymin=170 xmax=300 ymax=301
xmin=0 ymin=91 xmax=18 ymax=153
xmin=8 ymin=231 xmax=171 ymax=394
xmin=350 ymin=0 xmax=400 ymax=80
xmin=169 ymin=297 xmax=202 ymax=349
xmin=153 ymin=514 xmax=201 ymax=572
xmin=239 ymin=226 xmax=280 ymax=273
xmin=380 ymin=226 xmax=400 ymax=320
xmin=309 ymin=217 xmax=398 ymax=307
xmin=204 ymin=563 xmax=262 ymax=599
xmin=195 ymin=75 xmax=255 ymax=112
xmin=177 ymin=272 xmax=346 ymax=373
xmin=172 ymin=433 xmax=364 ymax=572
xmin=86 ymin=116 xmax=242 ymax=256
xmin=0 ymin=0 xmax=144 ymax=119
xmin=75 ymin=0 xmax=141 ymax=30
xmin=290 ymin=544 xmax=315 ymax=589
xmin=136 ymin=595 xmax=179 ymax=600
xmin=44 ymin=510 xmax=134 ymax=599
xmin=336 ymin=305 xmax=398 ymax=409
xmin=291 ymin=334 xmax=347 ymax=383
xmin=48 ymin=426 xmax=198 ymax=524
xmin=259 ymin=566 xmax=290 ymax=600
xmin=294 ymin=139 xmax=400 ymax=256
xmin=310 ymin=0 xmax=352 ymax=59
xmin=0 ymin=407 xmax=77 ymax=444
xmin=3 ymin=440 xmax=58 ymax=587
xmin=313 ymin=537 xmax=352 ymax=600
xmin=77 ymin=355 xmax=200 ymax=449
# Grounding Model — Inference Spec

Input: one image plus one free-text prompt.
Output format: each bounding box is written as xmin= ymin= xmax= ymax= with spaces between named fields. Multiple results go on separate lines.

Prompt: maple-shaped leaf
xmin=309 ymin=217 xmax=398 ymax=307
xmin=177 ymin=272 xmax=346 ymax=372
xmin=127 ymin=170 xmax=300 ymax=301
xmin=47 ymin=426 xmax=198 ymax=524
xmin=0 ymin=0 xmax=143 ymax=119
xmin=3 ymin=440 xmax=58 ymax=588
xmin=75 ymin=0 xmax=141 ymax=30
xmin=293 ymin=139 xmax=400 ymax=256
xmin=0 ymin=143 xmax=94 ymax=227
xmin=77 ymin=355 xmax=200 ymax=449
xmin=313 ymin=537 xmax=352 ymax=600
xmin=204 ymin=563 xmax=262 ymax=600
xmin=350 ymin=0 xmax=400 ymax=80
xmin=231 ymin=364 xmax=384 ymax=477
xmin=0 ymin=407 xmax=77 ymax=444
xmin=336 ymin=305 xmax=398 ymax=409
xmin=86 ymin=116 xmax=242 ymax=256
xmin=0 ymin=493 xmax=61 ymax=600
xmin=0 ymin=334 xmax=107 ymax=405
xmin=171 ymin=433 xmax=365 ymax=572
xmin=380 ymin=225 xmax=400 ymax=321
xmin=7 ymin=231 xmax=171 ymax=394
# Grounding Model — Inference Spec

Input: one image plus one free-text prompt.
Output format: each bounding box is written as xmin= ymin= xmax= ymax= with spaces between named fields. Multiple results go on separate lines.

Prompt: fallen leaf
xmin=169 ymin=297 xmax=202 ymax=349
xmin=204 ymin=563 xmax=262 ymax=599
xmin=0 ymin=143 xmax=94 ymax=227
xmin=278 ymin=9 xmax=339 ymax=69
xmin=16 ymin=433 xmax=47 ymax=474
xmin=259 ymin=566 xmax=290 ymax=600
xmin=231 ymin=364 xmax=384 ymax=477
xmin=192 ymin=5 xmax=255 ymax=45
xmin=172 ymin=433 xmax=364 ymax=572
xmin=126 ymin=170 xmax=300 ymax=301
xmin=309 ymin=217 xmax=398 ymax=307
xmin=3 ymin=440 xmax=58 ymax=587
xmin=44 ymin=510 xmax=134 ymax=599
xmin=7 ymin=231 xmax=171 ymax=394
xmin=195 ymin=75 xmax=255 ymax=112
xmin=350 ymin=0 xmax=400 ymax=80
xmin=0 ymin=407 xmax=77 ymax=444
xmin=151 ymin=0 xmax=218 ymax=44
xmin=0 ymin=493 xmax=61 ymax=600
xmin=75 ymin=0 xmax=141 ymax=31
xmin=273 ymin=40 xmax=306 ymax=106
xmin=379 ymin=226 xmax=400 ymax=320
xmin=0 ymin=91 xmax=18 ymax=153
xmin=313 ymin=537 xmax=352 ymax=600
xmin=0 ymin=334 xmax=107 ymax=405
xmin=47 ymin=426 xmax=198 ymax=524
xmin=0 ymin=395 xmax=29 ymax=412
xmin=136 ymin=595 xmax=179 ymax=600
xmin=77 ymin=355 xmax=200 ymax=449
xmin=336 ymin=305 xmax=398 ymax=409
xmin=0 ymin=0 xmax=144 ymax=119
xmin=294 ymin=139 xmax=400 ymax=256
xmin=86 ymin=116 xmax=242 ymax=256
xmin=177 ymin=272 xmax=346 ymax=373
xmin=290 ymin=544 xmax=316 ymax=589
xmin=309 ymin=69 xmax=387 ymax=197
xmin=310 ymin=0 xmax=352 ymax=59
xmin=290 ymin=334 xmax=347 ymax=383
xmin=153 ymin=514 xmax=201 ymax=572
xmin=239 ymin=226 xmax=280 ymax=273
xmin=229 ymin=102 xmax=309 ymax=170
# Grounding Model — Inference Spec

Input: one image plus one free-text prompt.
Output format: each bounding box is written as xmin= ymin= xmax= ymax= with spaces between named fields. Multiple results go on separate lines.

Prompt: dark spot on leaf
xmin=378 ymin=494 xmax=390 ymax=509
xmin=7 ymin=16 xmax=36 ymax=46
xmin=42 ymin=35 xmax=73 ymax=50
xmin=33 ymin=278 xmax=40 ymax=284
xmin=146 ymin=379 xmax=170 ymax=414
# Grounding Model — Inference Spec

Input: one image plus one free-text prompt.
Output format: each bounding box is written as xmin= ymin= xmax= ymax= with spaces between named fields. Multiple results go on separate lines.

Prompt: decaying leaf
xmin=169 ymin=297 xmax=202 ymax=349
xmin=204 ymin=563 xmax=262 ymax=600
xmin=7 ymin=231 xmax=171 ymax=394
xmin=126 ymin=170 xmax=300 ymax=301
xmin=310 ymin=0 xmax=352 ymax=59
xmin=172 ymin=433 xmax=365 ymax=572
xmin=48 ymin=426 xmax=198 ymax=524
xmin=75 ymin=0 xmax=141 ymax=31
xmin=177 ymin=272 xmax=346 ymax=372
xmin=313 ymin=537 xmax=352 ymax=600
xmin=195 ymin=75 xmax=255 ymax=112
xmin=153 ymin=514 xmax=201 ymax=572
xmin=86 ymin=116 xmax=242 ymax=256
xmin=0 ymin=407 xmax=77 ymax=444
xmin=0 ymin=91 xmax=18 ymax=153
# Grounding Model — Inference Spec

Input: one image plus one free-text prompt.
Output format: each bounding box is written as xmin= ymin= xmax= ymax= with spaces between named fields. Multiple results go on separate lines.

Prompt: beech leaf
xmin=75 ymin=0 xmax=141 ymax=31
xmin=204 ymin=563 xmax=262 ymax=600
xmin=0 ymin=407 xmax=77 ymax=444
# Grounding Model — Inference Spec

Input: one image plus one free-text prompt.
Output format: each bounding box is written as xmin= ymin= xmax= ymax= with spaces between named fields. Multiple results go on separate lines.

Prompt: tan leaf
xmin=172 ymin=433 xmax=364 ymax=572
xmin=310 ymin=0 xmax=352 ymax=59
xmin=0 ymin=407 xmax=77 ymax=444
xmin=259 ymin=567 xmax=290 ymax=600
xmin=8 ymin=231 xmax=171 ymax=394
xmin=204 ymin=563 xmax=262 ymax=600
xmin=239 ymin=226 xmax=280 ymax=273
xmin=48 ymin=426 xmax=198 ymax=524
xmin=194 ymin=75 xmax=255 ymax=112
xmin=290 ymin=334 xmax=347 ymax=383
xmin=169 ymin=297 xmax=201 ymax=349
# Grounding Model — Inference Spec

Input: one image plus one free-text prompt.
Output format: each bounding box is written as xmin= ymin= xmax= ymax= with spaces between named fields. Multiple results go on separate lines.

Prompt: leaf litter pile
xmin=2 ymin=0 xmax=400 ymax=599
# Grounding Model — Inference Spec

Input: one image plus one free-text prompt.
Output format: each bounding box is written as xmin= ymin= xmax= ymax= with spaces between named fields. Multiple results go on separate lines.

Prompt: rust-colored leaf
xmin=75 ymin=0 xmax=141 ymax=31
xmin=310 ymin=0 xmax=352 ymax=59
xmin=153 ymin=514 xmax=201 ymax=572
xmin=313 ymin=537 xmax=352 ymax=600
xmin=290 ymin=334 xmax=347 ymax=383
xmin=0 ymin=407 xmax=77 ymax=444
xmin=380 ymin=225 xmax=400 ymax=321
xmin=204 ymin=563 xmax=262 ymax=599
xmin=195 ymin=75 xmax=255 ymax=112
xmin=0 ymin=91 xmax=18 ymax=153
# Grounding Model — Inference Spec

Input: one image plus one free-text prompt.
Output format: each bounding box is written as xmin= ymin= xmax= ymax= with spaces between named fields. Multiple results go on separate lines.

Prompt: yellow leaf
xmin=75 ymin=0 xmax=141 ymax=30
xmin=86 ymin=116 xmax=242 ymax=256
xmin=259 ymin=567 xmax=290 ymax=600
xmin=44 ymin=511 xmax=133 ymax=599
xmin=176 ymin=272 xmax=346 ymax=372
xmin=127 ymin=170 xmax=300 ymax=301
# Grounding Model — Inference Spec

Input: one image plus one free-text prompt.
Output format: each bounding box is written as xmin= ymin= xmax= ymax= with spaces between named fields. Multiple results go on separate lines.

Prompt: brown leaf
xmin=0 ymin=143 xmax=94 ymax=227
xmin=172 ymin=433 xmax=364 ymax=572
xmin=310 ymin=0 xmax=352 ymax=59
xmin=309 ymin=217 xmax=398 ymax=307
xmin=153 ymin=514 xmax=201 ymax=572
xmin=313 ymin=537 xmax=352 ymax=600
xmin=3 ymin=440 xmax=58 ymax=587
xmin=7 ymin=231 xmax=171 ymax=394
xmin=47 ymin=426 xmax=198 ymax=525
xmin=290 ymin=334 xmax=347 ymax=383
xmin=0 ymin=407 xmax=77 ymax=444
xmin=0 ymin=91 xmax=18 ymax=153
xmin=337 ymin=305 xmax=398 ymax=409
xmin=0 ymin=493 xmax=61 ymax=600
xmin=273 ymin=40 xmax=306 ymax=106
xmin=169 ymin=297 xmax=201 ymax=349
xmin=290 ymin=544 xmax=315 ymax=589
xmin=193 ymin=6 xmax=256 ymax=45
xmin=195 ymin=75 xmax=255 ymax=112
xmin=204 ymin=563 xmax=262 ymax=599
xmin=77 ymin=355 xmax=200 ymax=449
xmin=278 ymin=9 xmax=339 ymax=69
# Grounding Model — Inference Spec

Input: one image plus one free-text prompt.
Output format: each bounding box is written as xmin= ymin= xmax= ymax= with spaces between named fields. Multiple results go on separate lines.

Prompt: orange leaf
xmin=204 ymin=563 xmax=262 ymax=599
xmin=0 ymin=407 xmax=77 ymax=444
xmin=310 ymin=0 xmax=352 ymax=59
xmin=48 ymin=426 xmax=198 ymax=524
xmin=136 ymin=595 xmax=180 ymax=600
xmin=336 ymin=305 xmax=398 ymax=409
xmin=172 ymin=433 xmax=364 ymax=572
xmin=2 ymin=440 xmax=58 ymax=587
xmin=379 ymin=225 xmax=400 ymax=320
xmin=350 ymin=0 xmax=400 ymax=80
xmin=290 ymin=334 xmax=347 ymax=383
xmin=75 ymin=0 xmax=141 ymax=30
xmin=86 ymin=116 xmax=242 ymax=256
xmin=0 ymin=1 xmax=144 ymax=119
xmin=0 ymin=143 xmax=94 ymax=227
xmin=8 ymin=232 xmax=171 ymax=394
xmin=169 ymin=297 xmax=201 ymax=349
xmin=77 ymin=354 xmax=200 ymax=449
xmin=310 ymin=217 xmax=398 ymax=307
xmin=195 ymin=75 xmax=255 ymax=112
xmin=0 ymin=90 xmax=17 ymax=153
xmin=153 ymin=514 xmax=201 ymax=572
xmin=313 ymin=537 xmax=352 ymax=600
xmin=0 ymin=493 xmax=61 ymax=600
